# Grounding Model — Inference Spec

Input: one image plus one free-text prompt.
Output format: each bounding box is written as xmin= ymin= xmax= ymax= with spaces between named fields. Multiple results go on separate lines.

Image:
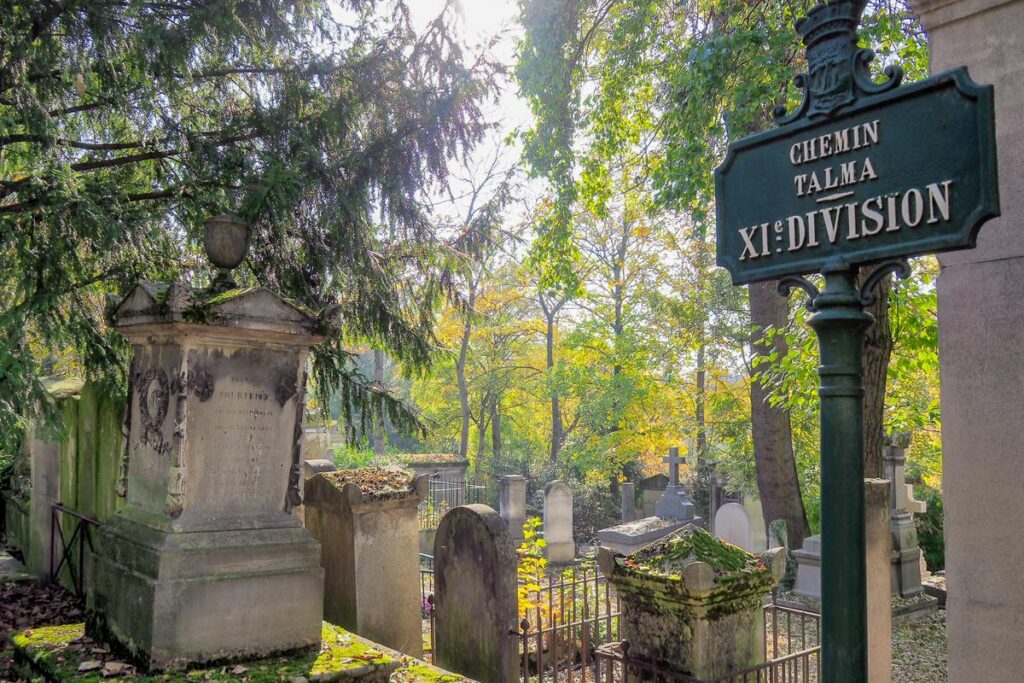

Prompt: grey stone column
xmin=499 ymin=474 xmax=527 ymax=546
xmin=908 ymin=2 xmax=1024 ymax=679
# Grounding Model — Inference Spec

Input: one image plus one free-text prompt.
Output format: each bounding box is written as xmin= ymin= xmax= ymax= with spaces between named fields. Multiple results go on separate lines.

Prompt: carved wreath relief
xmin=137 ymin=368 xmax=171 ymax=459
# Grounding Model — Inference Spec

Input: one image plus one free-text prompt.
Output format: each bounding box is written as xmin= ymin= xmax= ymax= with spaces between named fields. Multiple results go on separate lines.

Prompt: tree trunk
xmin=547 ymin=311 xmax=563 ymax=462
xmin=456 ymin=286 xmax=476 ymax=462
xmin=491 ymin=399 xmax=503 ymax=459
xmin=371 ymin=349 xmax=386 ymax=456
xmin=749 ymin=281 xmax=810 ymax=549
xmin=696 ymin=343 xmax=707 ymax=459
xmin=862 ymin=275 xmax=893 ymax=479
xmin=476 ymin=402 xmax=489 ymax=462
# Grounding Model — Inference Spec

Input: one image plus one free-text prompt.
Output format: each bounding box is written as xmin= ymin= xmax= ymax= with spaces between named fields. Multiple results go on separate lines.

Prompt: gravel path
xmin=892 ymin=610 xmax=947 ymax=682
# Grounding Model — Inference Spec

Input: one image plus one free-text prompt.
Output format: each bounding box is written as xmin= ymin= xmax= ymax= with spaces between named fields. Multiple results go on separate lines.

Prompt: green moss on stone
xmin=391 ymin=663 xmax=465 ymax=682
xmin=11 ymin=622 xmax=417 ymax=682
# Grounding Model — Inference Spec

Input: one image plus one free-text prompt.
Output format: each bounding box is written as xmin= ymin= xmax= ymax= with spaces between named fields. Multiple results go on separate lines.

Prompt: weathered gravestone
xmin=304 ymin=467 xmax=427 ymax=657
xmin=543 ymin=480 xmax=574 ymax=564
xmin=433 ymin=504 xmax=518 ymax=683
xmin=597 ymin=448 xmax=701 ymax=554
xmin=87 ymin=215 xmax=325 ymax=670
xmin=499 ymin=474 xmax=527 ymax=546
xmin=714 ymin=501 xmax=767 ymax=553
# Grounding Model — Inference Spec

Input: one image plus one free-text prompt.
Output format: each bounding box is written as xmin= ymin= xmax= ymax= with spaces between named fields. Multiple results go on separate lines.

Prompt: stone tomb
xmin=543 ymin=480 xmax=574 ymax=564
xmin=599 ymin=527 xmax=786 ymax=681
xmin=88 ymin=274 xmax=326 ymax=669
xmin=304 ymin=467 xmax=427 ymax=657
xmin=596 ymin=516 xmax=689 ymax=556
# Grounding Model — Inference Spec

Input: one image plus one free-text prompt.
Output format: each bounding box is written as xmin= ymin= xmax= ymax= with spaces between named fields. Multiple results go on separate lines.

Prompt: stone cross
xmin=664 ymin=447 xmax=686 ymax=486
xmin=654 ymin=447 xmax=698 ymax=523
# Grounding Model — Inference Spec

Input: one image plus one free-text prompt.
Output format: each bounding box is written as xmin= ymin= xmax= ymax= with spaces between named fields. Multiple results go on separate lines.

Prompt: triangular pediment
xmin=207 ymin=287 xmax=316 ymax=326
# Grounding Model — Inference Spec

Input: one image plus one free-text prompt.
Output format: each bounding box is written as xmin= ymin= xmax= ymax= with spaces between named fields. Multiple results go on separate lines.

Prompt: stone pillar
xmin=87 ymin=217 xmax=325 ymax=670
xmin=304 ymin=468 xmax=427 ymax=657
xmin=543 ymin=480 xmax=574 ymax=564
xmin=293 ymin=459 xmax=337 ymax=525
xmin=433 ymin=504 xmax=518 ymax=683
xmin=865 ymin=479 xmax=892 ymax=683
xmin=620 ymin=482 xmax=637 ymax=523
xmin=27 ymin=426 xmax=61 ymax=581
xmin=499 ymin=475 xmax=527 ymax=546
xmin=908 ymin=3 xmax=1024 ymax=679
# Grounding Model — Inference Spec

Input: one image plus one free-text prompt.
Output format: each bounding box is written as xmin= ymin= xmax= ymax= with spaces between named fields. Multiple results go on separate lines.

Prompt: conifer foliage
xmin=0 ymin=1 xmax=497 ymax=451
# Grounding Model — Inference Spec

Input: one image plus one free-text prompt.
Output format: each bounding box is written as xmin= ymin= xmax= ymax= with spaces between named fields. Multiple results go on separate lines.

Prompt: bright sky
xmin=408 ymin=0 xmax=537 ymax=224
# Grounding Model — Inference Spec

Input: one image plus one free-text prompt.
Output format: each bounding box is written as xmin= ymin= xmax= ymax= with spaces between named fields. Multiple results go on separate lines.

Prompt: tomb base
xmin=87 ymin=511 xmax=323 ymax=671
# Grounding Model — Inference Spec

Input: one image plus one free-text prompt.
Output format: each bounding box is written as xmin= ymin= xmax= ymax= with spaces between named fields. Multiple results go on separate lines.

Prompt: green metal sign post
xmin=714 ymin=2 xmax=999 ymax=681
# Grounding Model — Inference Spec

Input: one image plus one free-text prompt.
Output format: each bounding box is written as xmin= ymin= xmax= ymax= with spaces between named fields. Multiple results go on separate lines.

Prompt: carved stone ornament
xmin=166 ymin=371 xmax=189 ymax=518
xmin=276 ymin=372 xmax=298 ymax=407
xmin=284 ymin=371 xmax=308 ymax=512
xmin=137 ymin=368 xmax=171 ymax=458
xmin=187 ymin=366 xmax=215 ymax=402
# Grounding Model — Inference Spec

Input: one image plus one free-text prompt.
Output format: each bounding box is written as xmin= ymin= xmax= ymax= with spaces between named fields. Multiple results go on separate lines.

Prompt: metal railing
xmin=591 ymin=595 xmax=820 ymax=683
xmin=513 ymin=565 xmax=622 ymax=683
xmin=49 ymin=502 xmax=101 ymax=597
xmin=417 ymin=474 xmax=488 ymax=530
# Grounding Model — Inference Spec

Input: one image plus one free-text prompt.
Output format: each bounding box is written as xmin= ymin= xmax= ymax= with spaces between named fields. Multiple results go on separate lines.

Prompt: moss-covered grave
xmin=10 ymin=622 xmax=466 ymax=682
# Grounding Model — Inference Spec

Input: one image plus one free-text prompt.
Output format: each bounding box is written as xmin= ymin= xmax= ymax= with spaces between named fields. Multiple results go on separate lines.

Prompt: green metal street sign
xmin=715 ymin=55 xmax=998 ymax=286
xmin=711 ymin=2 xmax=999 ymax=682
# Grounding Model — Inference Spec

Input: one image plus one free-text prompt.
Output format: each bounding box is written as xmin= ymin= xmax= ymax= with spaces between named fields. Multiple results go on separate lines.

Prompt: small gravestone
xmin=433 ymin=504 xmax=518 ymax=683
xmin=637 ymin=474 xmax=669 ymax=517
xmin=793 ymin=535 xmax=822 ymax=600
xmin=87 ymin=216 xmax=325 ymax=670
xmin=714 ymin=501 xmax=767 ymax=552
xmin=543 ymin=480 xmax=574 ymax=564
xmin=304 ymin=467 xmax=427 ymax=657
xmin=499 ymin=475 xmax=527 ymax=546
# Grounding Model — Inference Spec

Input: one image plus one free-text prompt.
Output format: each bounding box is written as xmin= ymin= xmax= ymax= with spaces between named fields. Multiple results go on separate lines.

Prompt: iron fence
xmin=50 ymin=502 xmax=101 ymax=597
xmin=513 ymin=564 xmax=622 ymax=682
xmin=417 ymin=474 xmax=488 ymax=530
xmin=591 ymin=596 xmax=820 ymax=683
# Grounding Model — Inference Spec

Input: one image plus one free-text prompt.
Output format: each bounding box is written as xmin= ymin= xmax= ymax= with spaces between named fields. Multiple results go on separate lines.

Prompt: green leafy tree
xmin=0 ymin=0 xmax=498 ymax=453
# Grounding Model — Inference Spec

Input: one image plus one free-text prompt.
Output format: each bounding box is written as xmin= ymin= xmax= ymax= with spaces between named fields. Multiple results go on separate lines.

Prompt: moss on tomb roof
xmin=324 ymin=466 xmax=416 ymax=499
xmin=624 ymin=526 xmax=765 ymax=579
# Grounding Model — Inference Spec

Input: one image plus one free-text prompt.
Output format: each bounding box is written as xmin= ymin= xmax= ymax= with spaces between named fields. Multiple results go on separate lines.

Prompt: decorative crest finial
xmin=775 ymin=0 xmax=903 ymax=125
